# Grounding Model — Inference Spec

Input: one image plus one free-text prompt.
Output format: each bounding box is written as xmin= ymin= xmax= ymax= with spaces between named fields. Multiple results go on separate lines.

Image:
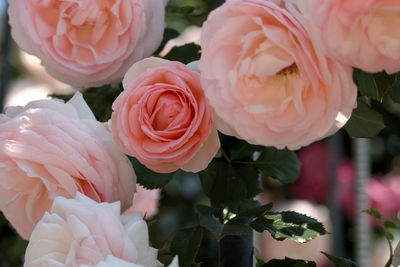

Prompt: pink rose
xmin=199 ymin=0 xmax=357 ymax=150
xmin=0 ymin=93 xmax=135 ymax=239
xmin=124 ymin=185 xmax=160 ymax=219
xmin=24 ymin=193 xmax=160 ymax=267
xmin=296 ymin=0 xmax=400 ymax=74
xmin=8 ymin=0 xmax=165 ymax=87
xmin=110 ymin=57 xmax=220 ymax=173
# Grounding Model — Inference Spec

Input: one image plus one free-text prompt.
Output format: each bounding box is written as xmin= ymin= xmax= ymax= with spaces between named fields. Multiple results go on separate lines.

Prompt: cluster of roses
xmin=2 ymin=0 xmax=400 ymax=266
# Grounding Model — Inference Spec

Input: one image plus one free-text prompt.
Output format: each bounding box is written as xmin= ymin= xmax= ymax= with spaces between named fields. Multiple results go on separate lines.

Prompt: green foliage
xmin=390 ymin=73 xmax=400 ymax=103
xmin=165 ymin=0 xmax=224 ymax=32
xmin=199 ymin=158 xmax=248 ymax=207
xmin=220 ymin=222 xmax=253 ymax=239
xmin=321 ymin=252 xmax=358 ymax=267
xmin=363 ymin=206 xmax=400 ymax=267
xmin=163 ymin=43 xmax=201 ymax=64
xmin=0 ymin=214 xmax=28 ymax=267
xmin=353 ymin=69 xmax=396 ymax=102
xmin=199 ymin=135 xmax=300 ymax=208
xmin=228 ymin=200 xmax=272 ymax=221
xmin=170 ymin=227 xmax=204 ymax=267
xmin=194 ymin=205 xmax=223 ymax=238
xmin=256 ymin=148 xmax=300 ymax=183
xmin=250 ymin=211 xmax=328 ymax=243
xmin=345 ymin=98 xmax=385 ymax=138
xmin=130 ymin=157 xmax=176 ymax=189
xmin=261 ymin=257 xmax=316 ymax=267
xmin=362 ymin=206 xmax=382 ymax=220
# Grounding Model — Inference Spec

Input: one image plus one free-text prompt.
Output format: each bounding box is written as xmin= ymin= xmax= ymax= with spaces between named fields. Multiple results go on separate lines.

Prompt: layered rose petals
xmin=0 ymin=93 xmax=136 ymax=239
xmin=24 ymin=193 xmax=160 ymax=267
xmin=8 ymin=0 xmax=165 ymax=87
xmin=199 ymin=0 xmax=357 ymax=150
xmin=297 ymin=0 xmax=400 ymax=74
xmin=110 ymin=58 xmax=220 ymax=173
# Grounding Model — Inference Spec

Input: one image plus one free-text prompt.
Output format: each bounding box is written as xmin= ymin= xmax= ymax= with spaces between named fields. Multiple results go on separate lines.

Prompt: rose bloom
xmin=8 ymin=0 xmax=165 ymax=87
xmin=110 ymin=57 xmax=220 ymax=173
xmin=0 ymin=93 xmax=135 ymax=239
xmin=124 ymin=185 xmax=160 ymax=219
xmin=296 ymin=0 xmax=400 ymax=74
xmin=24 ymin=193 xmax=162 ymax=267
xmin=199 ymin=0 xmax=357 ymax=150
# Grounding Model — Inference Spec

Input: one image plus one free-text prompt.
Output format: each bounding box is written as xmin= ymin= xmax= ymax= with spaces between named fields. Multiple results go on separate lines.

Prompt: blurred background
xmin=1 ymin=0 xmax=400 ymax=266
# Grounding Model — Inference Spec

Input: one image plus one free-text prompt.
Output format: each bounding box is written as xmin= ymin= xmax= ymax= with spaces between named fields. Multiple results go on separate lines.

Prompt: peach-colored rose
xmin=199 ymin=0 xmax=357 ymax=150
xmin=124 ymin=185 xmax=160 ymax=219
xmin=296 ymin=0 xmax=400 ymax=74
xmin=110 ymin=57 xmax=220 ymax=173
xmin=8 ymin=0 xmax=165 ymax=87
xmin=24 ymin=193 xmax=160 ymax=267
xmin=0 ymin=93 xmax=135 ymax=239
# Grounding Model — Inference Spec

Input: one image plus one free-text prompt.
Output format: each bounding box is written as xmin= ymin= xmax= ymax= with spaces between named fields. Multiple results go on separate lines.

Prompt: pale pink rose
xmin=124 ymin=185 xmax=160 ymax=219
xmin=0 ymin=93 xmax=135 ymax=240
xmin=296 ymin=0 xmax=400 ymax=74
xmin=110 ymin=57 xmax=220 ymax=173
xmin=8 ymin=0 xmax=165 ymax=87
xmin=24 ymin=193 xmax=161 ymax=267
xmin=199 ymin=0 xmax=357 ymax=150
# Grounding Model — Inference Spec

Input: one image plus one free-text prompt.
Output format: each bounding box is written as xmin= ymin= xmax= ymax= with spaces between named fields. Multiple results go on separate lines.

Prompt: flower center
xmin=150 ymin=93 xmax=183 ymax=131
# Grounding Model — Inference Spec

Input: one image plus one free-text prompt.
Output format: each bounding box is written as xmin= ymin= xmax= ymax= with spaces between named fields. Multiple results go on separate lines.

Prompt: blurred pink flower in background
xmin=124 ymin=185 xmax=160 ymax=219
xmin=293 ymin=141 xmax=400 ymax=222
xmin=292 ymin=142 xmax=354 ymax=205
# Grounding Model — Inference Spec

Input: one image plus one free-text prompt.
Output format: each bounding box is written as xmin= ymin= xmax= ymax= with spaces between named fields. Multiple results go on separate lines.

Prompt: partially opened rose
xmin=199 ymin=0 xmax=357 ymax=150
xmin=24 ymin=193 xmax=160 ymax=267
xmin=8 ymin=0 xmax=165 ymax=87
xmin=0 ymin=93 xmax=135 ymax=239
xmin=110 ymin=57 xmax=220 ymax=173
xmin=296 ymin=0 xmax=400 ymax=74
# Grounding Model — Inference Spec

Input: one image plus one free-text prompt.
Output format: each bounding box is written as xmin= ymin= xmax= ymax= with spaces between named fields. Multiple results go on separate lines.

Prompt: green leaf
xmin=170 ymin=227 xmax=204 ymax=267
xmin=250 ymin=211 xmax=328 ymax=243
xmin=256 ymin=148 xmax=300 ymax=184
xmin=384 ymin=220 xmax=400 ymax=230
xmin=227 ymin=200 xmax=272 ymax=221
xmin=344 ymin=98 xmax=385 ymax=138
xmin=194 ymin=205 xmax=223 ymax=238
xmin=130 ymin=157 xmax=174 ymax=189
xmin=353 ymin=69 xmax=395 ymax=102
xmin=228 ymin=140 xmax=263 ymax=160
xmin=262 ymin=257 xmax=316 ymax=267
xmin=220 ymin=223 xmax=253 ymax=239
xmin=321 ymin=252 xmax=358 ymax=267
xmin=199 ymin=158 xmax=246 ymax=207
xmin=232 ymin=164 xmax=262 ymax=199
xmin=163 ymin=43 xmax=201 ymax=64
xmin=362 ymin=206 xmax=382 ymax=220
xmin=390 ymin=73 xmax=400 ymax=103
